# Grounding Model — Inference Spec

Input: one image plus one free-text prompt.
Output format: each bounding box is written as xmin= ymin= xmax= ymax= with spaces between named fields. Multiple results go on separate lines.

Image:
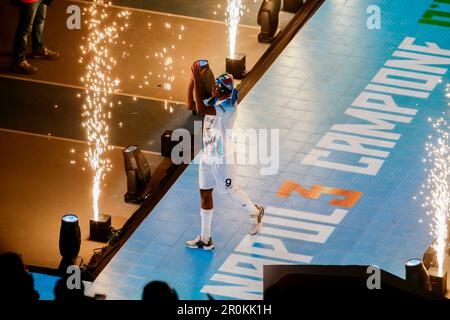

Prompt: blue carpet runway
xmin=86 ymin=0 xmax=450 ymax=300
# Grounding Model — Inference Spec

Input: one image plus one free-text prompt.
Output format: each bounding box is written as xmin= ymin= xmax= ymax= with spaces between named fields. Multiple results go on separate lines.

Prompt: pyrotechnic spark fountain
xmin=226 ymin=0 xmax=243 ymax=58
xmin=138 ymin=19 xmax=184 ymax=113
xmin=80 ymin=0 xmax=130 ymax=221
xmin=422 ymin=109 xmax=450 ymax=276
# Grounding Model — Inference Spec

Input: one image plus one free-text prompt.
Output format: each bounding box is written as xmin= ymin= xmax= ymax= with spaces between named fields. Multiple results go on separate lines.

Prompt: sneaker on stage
xmin=185 ymin=235 xmax=214 ymax=250
xmin=249 ymin=205 xmax=264 ymax=235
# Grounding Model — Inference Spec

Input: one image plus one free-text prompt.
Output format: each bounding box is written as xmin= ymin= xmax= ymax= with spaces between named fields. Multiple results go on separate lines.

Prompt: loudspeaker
xmin=161 ymin=130 xmax=177 ymax=157
xmin=161 ymin=130 xmax=194 ymax=160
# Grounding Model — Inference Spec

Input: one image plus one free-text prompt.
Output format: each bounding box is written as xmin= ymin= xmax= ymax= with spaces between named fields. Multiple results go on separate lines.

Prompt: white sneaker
xmin=185 ymin=235 xmax=214 ymax=250
xmin=249 ymin=205 xmax=264 ymax=235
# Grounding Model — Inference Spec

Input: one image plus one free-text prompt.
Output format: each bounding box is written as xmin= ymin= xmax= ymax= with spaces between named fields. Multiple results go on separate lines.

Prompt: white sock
xmin=200 ymin=208 xmax=213 ymax=242
xmin=230 ymin=187 xmax=258 ymax=215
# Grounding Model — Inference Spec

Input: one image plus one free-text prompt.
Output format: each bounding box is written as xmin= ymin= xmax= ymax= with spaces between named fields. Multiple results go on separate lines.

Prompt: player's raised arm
xmin=191 ymin=63 xmax=216 ymax=116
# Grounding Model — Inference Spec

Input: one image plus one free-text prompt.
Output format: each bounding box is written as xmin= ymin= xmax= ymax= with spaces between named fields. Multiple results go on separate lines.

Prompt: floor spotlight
xmin=405 ymin=258 xmax=431 ymax=291
xmin=257 ymin=0 xmax=281 ymax=43
xmin=123 ymin=145 xmax=152 ymax=204
xmin=59 ymin=214 xmax=81 ymax=266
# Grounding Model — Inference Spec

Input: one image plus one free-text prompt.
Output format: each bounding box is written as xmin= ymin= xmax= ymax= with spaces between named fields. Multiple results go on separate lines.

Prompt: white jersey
xmin=199 ymin=97 xmax=237 ymax=192
xmin=202 ymin=97 xmax=237 ymax=160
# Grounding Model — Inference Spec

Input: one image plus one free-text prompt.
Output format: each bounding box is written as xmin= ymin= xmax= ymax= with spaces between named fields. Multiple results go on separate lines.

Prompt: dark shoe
xmin=31 ymin=47 xmax=60 ymax=60
xmin=14 ymin=60 xmax=37 ymax=75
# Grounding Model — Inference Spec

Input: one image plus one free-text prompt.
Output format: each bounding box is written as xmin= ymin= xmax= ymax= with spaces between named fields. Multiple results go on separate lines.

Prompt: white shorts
xmin=199 ymin=153 xmax=236 ymax=194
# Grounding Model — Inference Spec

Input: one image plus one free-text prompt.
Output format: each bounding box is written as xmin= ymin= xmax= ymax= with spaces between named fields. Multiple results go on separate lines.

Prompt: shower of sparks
xmin=226 ymin=0 xmax=243 ymax=58
xmin=80 ymin=0 xmax=130 ymax=221
xmin=422 ymin=109 xmax=450 ymax=276
xmin=138 ymin=20 xmax=184 ymax=110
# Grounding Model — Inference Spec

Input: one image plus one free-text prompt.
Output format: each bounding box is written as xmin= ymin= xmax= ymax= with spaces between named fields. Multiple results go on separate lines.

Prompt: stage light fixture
xmin=405 ymin=258 xmax=431 ymax=291
xmin=257 ymin=0 xmax=281 ymax=43
xmin=59 ymin=214 xmax=81 ymax=263
xmin=123 ymin=145 xmax=152 ymax=204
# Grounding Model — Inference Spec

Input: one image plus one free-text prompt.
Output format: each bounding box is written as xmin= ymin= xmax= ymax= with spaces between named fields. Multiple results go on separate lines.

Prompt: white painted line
xmin=70 ymin=0 xmax=260 ymax=30
xmin=0 ymin=74 xmax=184 ymax=105
xmin=0 ymin=127 xmax=161 ymax=156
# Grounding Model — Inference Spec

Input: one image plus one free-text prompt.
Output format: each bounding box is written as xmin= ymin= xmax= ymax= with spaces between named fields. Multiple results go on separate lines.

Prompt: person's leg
xmin=186 ymin=157 xmax=215 ymax=249
xmin=217 ymin=164 xmax=264 ymax=235
xmin=215 ymin=163 xmax=258 ymax=214
xmin=30 ymin=2 xmax=59 ymax=59
xmin=12 ymin=2 xmax=39 ymax=64
xmin=185 ymin=188 xmax=214 ymax=249
xmin=228 ymin=186 xmax=264 ymax=234
xmin=229 ymin=186 xmax=259 ymax=214
xmin=31 ymin=2 xmax=47 ymax=52
xmin=200 ymin=189 xmax=213 ymax=242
